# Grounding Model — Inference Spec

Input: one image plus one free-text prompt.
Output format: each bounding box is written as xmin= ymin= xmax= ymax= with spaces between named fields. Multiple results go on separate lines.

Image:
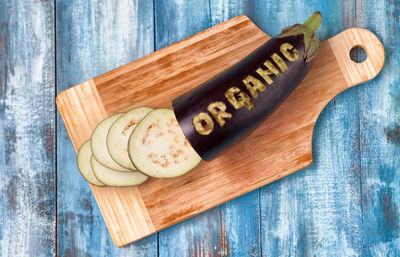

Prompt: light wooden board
xmin=56 ymin=15 xmax=384 ymax=246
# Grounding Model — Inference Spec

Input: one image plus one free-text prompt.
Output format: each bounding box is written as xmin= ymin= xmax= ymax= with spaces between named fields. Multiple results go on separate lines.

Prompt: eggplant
xmin=128 ymin=109 xmax=202 ymax=178
xmin=107 ymin=107 xmax=153 ymax=170
xmin=91 ymin=113 xmax=133 ymax=171
xmin=173 ymin=12 xmax=322 ymax=160
xmin=77 ymin=140 xmax=105 ymax=186
xmin=91 ymin=156 xmax=148 ymax=187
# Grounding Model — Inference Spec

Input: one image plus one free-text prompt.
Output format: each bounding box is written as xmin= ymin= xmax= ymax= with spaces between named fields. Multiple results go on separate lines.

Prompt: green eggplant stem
xmin=277 ymin=11 xmax=323 ymax=62
xmin=303 ymin=11 xmax=323 ymax=33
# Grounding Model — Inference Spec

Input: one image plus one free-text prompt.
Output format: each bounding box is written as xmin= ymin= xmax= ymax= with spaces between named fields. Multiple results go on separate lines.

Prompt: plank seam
xmin=354 ymin=2 xmax=366 ymax=254
xmin=153 ymin=0 xmax=157 ymax=56
xmin=152 ymin=1 xmax=160 ymax=255
xmin=258 ymin=188 xmax=262 ymax=257
xmin=54 ymin=0 xmax=58 ymax=255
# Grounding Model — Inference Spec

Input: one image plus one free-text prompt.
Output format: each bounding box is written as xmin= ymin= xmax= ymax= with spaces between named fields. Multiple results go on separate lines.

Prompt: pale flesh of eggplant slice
xmin=91 ymin=156 xmax=148 ymax=186
xmin=128 ymin=109 xmax=201 ymax=178
xmin=77 ymin=140 xmax=105 ymax=186
xmin=91 ymin=113 xmax=132 ymax=172
xmin=107 ymin=107 xmax=153 ymax=170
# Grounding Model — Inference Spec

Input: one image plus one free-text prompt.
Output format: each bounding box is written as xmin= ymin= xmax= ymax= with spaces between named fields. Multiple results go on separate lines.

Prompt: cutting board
xmin=56 ymin=15 xmax=384 ymax=246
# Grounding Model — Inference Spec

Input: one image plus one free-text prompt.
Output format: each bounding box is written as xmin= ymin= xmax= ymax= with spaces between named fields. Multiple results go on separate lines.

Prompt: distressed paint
xmin=155 ymin=0 xmax=211 ymax=48
xmin=55 ymin=0 xmax=400 ymax=256
xmin=256 ymin=1 xmax=366 ymax=256
xmin=153 ymin=1 xmax=227 ymax=256
xmin=209 ymin=1 xmax=261 ymax=256
xmin=56 ymin=0 xmax=157 ymax=256
xmin=357 ymin=1 xmax=400 ymax=256
xmin=0 ymin=1 xmax=55 ymax=257
xmin=0 ymin=0 xmax=396 ymax=256
xmin=210 ymin=0 xmax=255 ymax=25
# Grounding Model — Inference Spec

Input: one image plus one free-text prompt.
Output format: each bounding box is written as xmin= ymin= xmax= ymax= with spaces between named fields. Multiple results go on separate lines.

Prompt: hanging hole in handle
xmin=349 ymin=46 xmax=367 ymax=63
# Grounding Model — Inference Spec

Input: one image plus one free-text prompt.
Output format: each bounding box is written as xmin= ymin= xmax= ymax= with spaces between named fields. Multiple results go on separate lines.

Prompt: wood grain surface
xmin=0 ymin=1 xmax=55 ymax=256
xmin=56 ymin=12 xmax=385 ymax=249
xmin=357 ymin=1 xmax=400 ymax=256
xmin=56 ymin=0 xmax=158 ymax=256
xmin=0 ymin=0 xmax=398 ymax=256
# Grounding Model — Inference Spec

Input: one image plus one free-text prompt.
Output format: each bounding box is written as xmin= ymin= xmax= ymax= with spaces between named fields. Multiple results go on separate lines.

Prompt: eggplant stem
xmin=277 ymin=11 xmax=323 ymax=62
xmin=303 ymin=12 xmax=322 ymax=33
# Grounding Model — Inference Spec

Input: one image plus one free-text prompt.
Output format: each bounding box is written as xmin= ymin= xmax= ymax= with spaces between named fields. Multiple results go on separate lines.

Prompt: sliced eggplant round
xmin=91 ymin=156 xmax=148 ymax=186
xmin=77 ymin=140 xmax=105 ymax=186
xmin=107 ymin=107 xmax=153 ymax=170
xmin=91 ymin=113 xmax=132 ymax=172
xmin=128 ymin=109 xmax=201 ymax=178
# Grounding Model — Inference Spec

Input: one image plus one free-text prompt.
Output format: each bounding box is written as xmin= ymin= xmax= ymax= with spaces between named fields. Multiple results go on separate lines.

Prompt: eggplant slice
xmin=91 ymin=156 xmax=148 ymax=186
xmin=107 ymin=107 xmax=153 ymax=170
xmin=91 ymin=113 xmax=132 ymax=172
xmin=77 ymin=140 xmax=105 ymax=186
xmin=128 ymin=109 xmax=201 ymax=178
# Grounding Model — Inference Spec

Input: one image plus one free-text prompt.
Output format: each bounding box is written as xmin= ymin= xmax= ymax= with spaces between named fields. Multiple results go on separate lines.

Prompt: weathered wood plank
xmin=54 ymin=0 xmax=399 ymax=256
xmin=256 ymin=1 xmax=365 ymax=256
xmin=0 ymin=1 xmax=55 ymax=256
xmin=56 ymin=0 xmax=157 ymax=255
xmin=154 ymin=1 xmax=227 ymax=256
xmin=209 ymin=1 xmax=261 ymax=256
xmin=357 ymin=1 xmax=400 ymax=256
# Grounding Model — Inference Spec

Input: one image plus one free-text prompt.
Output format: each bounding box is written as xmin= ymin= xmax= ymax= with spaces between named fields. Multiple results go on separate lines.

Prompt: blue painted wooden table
xmin=0 ymin=0 xmax=399 ymax=256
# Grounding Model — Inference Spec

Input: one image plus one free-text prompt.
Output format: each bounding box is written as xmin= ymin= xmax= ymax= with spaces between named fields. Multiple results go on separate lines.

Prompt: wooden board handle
xmin=329 ymin=28 xmax=385 ymax=87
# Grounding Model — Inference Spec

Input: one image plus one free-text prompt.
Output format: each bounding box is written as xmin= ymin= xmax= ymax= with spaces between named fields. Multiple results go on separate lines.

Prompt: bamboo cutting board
xmin=56 ymin=15 xmax=384 ymax=246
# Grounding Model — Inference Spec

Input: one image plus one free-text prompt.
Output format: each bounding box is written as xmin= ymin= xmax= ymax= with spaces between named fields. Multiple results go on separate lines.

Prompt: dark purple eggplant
xmin=173 ymin=12 xmax=322 ymax=160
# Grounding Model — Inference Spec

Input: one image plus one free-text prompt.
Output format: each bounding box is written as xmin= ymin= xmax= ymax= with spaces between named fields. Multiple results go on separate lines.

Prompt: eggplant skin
xmin=173 ymin=35 xmax=313 ymax=160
